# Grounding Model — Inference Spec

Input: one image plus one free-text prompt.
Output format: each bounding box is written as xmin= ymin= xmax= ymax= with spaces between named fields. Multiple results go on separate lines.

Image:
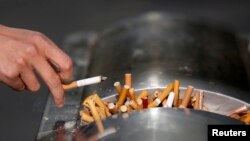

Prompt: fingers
xmin=0 ymin=73 xmax=25 ymax=91
xmin=0 ymin=26 xmax=73 ymax=81
xmin=32 ymin=56 xmax=65 ymax=107
xmin=0 ymin=26 xmax=73 ymax=107
xmin=20 ymin=66 xmax=40 ymax=92
xmin=36 ymin=35 xmax=73 ymax=81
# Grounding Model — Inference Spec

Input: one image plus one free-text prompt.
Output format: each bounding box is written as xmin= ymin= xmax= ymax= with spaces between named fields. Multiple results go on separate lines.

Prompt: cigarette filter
xmin=125 ymin=73 xmax=132 ymax=88
xmin=173 ymin=80 xmax=180 ymax=107
xmin=179 ymin=85 xmax=193 ymax=108
xmin=114 ymin=81 xmax=122 ymax=95
xmin=193 ymin=91 xmax=200 ymax=110
xmin=128 ymin=88 xmax=136 ymax=101
xmin=117 ymin=85 xmax=129 ymax=107
xmin=80 ymin=111 xmax=94 ymax=123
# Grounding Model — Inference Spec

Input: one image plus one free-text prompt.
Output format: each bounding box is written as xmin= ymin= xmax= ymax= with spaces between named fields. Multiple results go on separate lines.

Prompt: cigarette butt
xmin=178 ymin=99 xmax=182 ymax=107
xmin=126 ymin=105 xmax=132 ymax=112
xmin=227 ymin=105 xmax=248 ymax=116
xmin=153 ymin=91 xmax=160 ymax=99
xmin=95 ymin=120 xmax=105 ymax=133
xmin=120 ymin=105 xmax=128 ymax=113
xmin=82 ymin=94 xmax=95 ymax=108
xmin=117 ymin=85 xmax=129 ymax=107
xmin=179 ymin=86 xmax=193 ymax=108
xmin=142 ymin=97 xmax=148 ymax=109
xmin=165 ymin=92 xmax=175 ymax=108
xmin=96 ymin=107 xmax=106 ymax=119
xmin=138 ymin=90 xmax=149 ymax=99
xmin=198 ymin=91 xmax=204 ymax=109
xmin=87 ymin=100 xmax=101 ymax=121
xmin=128 ymin=88 xmax=136 ymax=101
xmin=63 ymin=76 xmax=107 ymax=90
xmin=193 ymin=91 xmax=200 ymax=110
xmin=148 ymin=83 xmax=173 ymax=108
xmin=125 ymin=73 xmax=132 ymax=88
xmin=162 ymin=99 xmax=167 ymax=107
xmin=137 ymin=99 xmax=143 ymax=110
xmin=114 ymin=82 xmax=122 ymax=95
xmin=129 ymin=100 xmax=139 ymax=110
xmin=240 ymin=113 xmax=250 ymax=124
xmin=157 ymin=84 xmax=174 ymax=102
xmin=80 ymin=111 xmax=94 ymax=123
xmin=93 ymin=94 xmax=111 ymax=116
xmin=108 ymin=103 xmax=118 ymax=114
xmin=173 ymin=80 xmax=180 ymax=107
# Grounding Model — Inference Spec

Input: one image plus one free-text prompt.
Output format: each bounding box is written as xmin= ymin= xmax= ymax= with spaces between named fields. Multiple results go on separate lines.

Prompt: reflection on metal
xmin=38 ymin=108 xmax=243 ymax=141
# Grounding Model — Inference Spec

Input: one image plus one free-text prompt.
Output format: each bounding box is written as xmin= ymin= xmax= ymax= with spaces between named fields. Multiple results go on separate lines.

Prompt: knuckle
xmin=47 ymin=75 xmax=61 ymax=89
xmin=24 ymin=44 xmax=38 ymax=57
xmin=3 ymin=68 xmax=18 ymax=79
xmin=15 ymin=58 xmax=26 ymax=67
xmin=62 ymin=57 xmax=73 ymax=72
xmin=30 ymin=32 xmax=46 ymax=43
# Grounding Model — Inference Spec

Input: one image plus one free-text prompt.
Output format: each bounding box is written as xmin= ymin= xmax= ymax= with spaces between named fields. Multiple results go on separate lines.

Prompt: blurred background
xmin=0 ymin=0 xmax=250 ymax=141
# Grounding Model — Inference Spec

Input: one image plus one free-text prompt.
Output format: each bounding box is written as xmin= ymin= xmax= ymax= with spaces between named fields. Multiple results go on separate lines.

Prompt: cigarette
xmin=125 ymin=73 xmax=132 ymax=88
xmin=173 ymin=80 xmax=180 ymax=107
xmin=179 ymin=86 xmax=193 ymax=108
xmin=148 ymin=83 xmax=173 ymax=108
xmin=93 ymin=94 xmax=111 ymax=116
xmin=163 ymin=92 xmax=175 ymax=108
xmin=108 ymin=103 xmax=118 ymax=114
xmin=117 ymin=85 xmax=129 ymax=107
xmin=153 ymin=91 xmax=160 ymax=99
xmin=129 ymin=100 xmax=139 ymax=110
xmin=193 ymin=91 xmax=200 ymax=110
xmin=120 ymin=105 xmax=128 ymax=113
xmin=82 ymin=94 xmax=95 ymax=108
xmin=137 ymin=90 xmax=149 ymax=100
xmin=128 ymin=88 xmax=136 ymax=102
xmin=240 ymin=113 xmax=250 ymax=124
xmin=137 ymin=98 xmax=143 ymax=110
xmin=63 ymin=76 xmax=107 ymax=90
xmin=227 ymin=105 xmax=248 ymax=116
xmin=96 ymin=107 xmax=106 ymax=119
xmin=114 ymin=82 xmax=122 ymax=95
xmin=142 ymin=97 xmax=148 ymax=109
xmin=87 ymin=99 xmax=101 ymax=121
xmin=80 ymin=111 xmax=94 ymax=123
xmin=198 ymin=91 xmax=204 ymax=109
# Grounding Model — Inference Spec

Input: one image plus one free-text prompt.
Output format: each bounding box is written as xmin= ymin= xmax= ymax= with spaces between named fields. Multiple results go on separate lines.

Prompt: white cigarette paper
xmin=63 ymin=76 xmax=107 ymax=90
xmin=164 ymin=92 xmax=175 ymax=108
xmin=77 ymin=76 xmax=106 ymax=87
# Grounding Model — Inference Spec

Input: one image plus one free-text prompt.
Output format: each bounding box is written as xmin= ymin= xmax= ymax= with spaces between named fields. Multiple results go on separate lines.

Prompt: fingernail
xmin=56 ymin=97 xmax=65 ymax=108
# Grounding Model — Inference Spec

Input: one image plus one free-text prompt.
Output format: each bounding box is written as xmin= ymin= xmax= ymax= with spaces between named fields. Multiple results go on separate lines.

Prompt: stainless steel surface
xmin=38 ymin=108 xmax=244 ymax=141
xmin=85 ymin=12 xmax=250 ymax=103
xmin=37 ymin=12 xmax=250 ymax=140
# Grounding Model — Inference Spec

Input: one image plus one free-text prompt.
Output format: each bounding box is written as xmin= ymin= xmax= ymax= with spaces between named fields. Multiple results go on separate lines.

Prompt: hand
xmin=0 ymin=25 xmax=73 ymax=107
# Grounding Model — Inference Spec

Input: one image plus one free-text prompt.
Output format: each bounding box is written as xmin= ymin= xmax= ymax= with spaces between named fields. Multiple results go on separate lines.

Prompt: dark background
xmin=0 ymin=0 xmax=250 ymax=141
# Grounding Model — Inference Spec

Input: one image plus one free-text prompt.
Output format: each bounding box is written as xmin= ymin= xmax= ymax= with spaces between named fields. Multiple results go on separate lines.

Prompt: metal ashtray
xmin=38 ymin=108 xmax=244 ymax=141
